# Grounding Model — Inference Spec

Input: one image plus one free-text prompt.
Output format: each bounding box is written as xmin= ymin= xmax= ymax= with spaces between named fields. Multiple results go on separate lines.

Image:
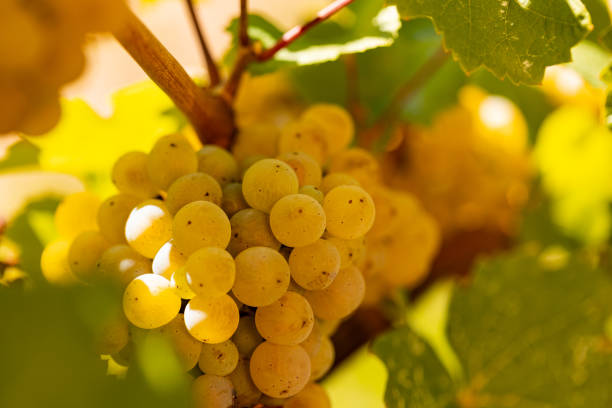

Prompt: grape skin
xmin=40 ymin=239 xmax=77 ymax=285
xmin=184 ymin=294 xmax=239 ymax=344
xmin=242 ymin=158 xmax=299 ymax=213
xmin=151 ymin=314 xmax=202 ymax=371
xmin=97 ymin=244 xmax=152 ymax=286
xmin=146 ymin=134 xmax=197 ymax=190
xmin=323 ymin=185 xmax=375 ymax=240
xmin=97 ymin=193 xmax=140 ymax=244
xmin=123 ymin=274 xmax=181 ymax=329
xmin=301 ymin=103 xmax=354 ymax=155
xmin=232 ymin=316 xmax=264 ymax=356
xmin=255 ymin=291 xmax=314 ymax=346
xmin=289 ymin=239 xmax=341 ymax=290
xmin=319 ymin=173 xmax=359 ymax=195
xmin=184 ymin=247 xmax=235 ymax=298
xmin=298 ymin=185 xmax=324 ymax=204
xmin=278 ymin=151 xmax=322 ymax=187
xmin=172 ymin=200 xmax=231 ymax=256
xmin=112 ymin=151 xmax=158 ymax=199
xmin=165 ymin=172 xmax=222 ymax=215
xmin=221 ymin=182 xmax=249 ymax=217
xmin=227 ymin=208 xmax=280 ymax=256
xmin=124 ymin=199 xmax=173 ymax=259
xmin=229 ymin=356 xmax=262 ymax=407
xmin=192 ymin=374 xmax=234 ymax=408
xmin=197 ymin=145 xmax=240 ymax=186
xmin=68 ymin=230 xmax=110 ymax=281
xmin=285 ymin=383 xmax=331 ymax=408
xmin=54 ymin=192 xmax=100 ymax=239
xmin=309 ymin=335 xmax=334 ymax=381
xmin=170 ymin=267 xmax=196 ymax=299
xmin=269 ymin=194 xmax=326 ymax=248
xmin=303 ymin=265 xmax=365 ymax=320
xmin=152 ymin=240 xmax=186 ymax=280
xmin=198 ymin=340 xmax=239 ymax=376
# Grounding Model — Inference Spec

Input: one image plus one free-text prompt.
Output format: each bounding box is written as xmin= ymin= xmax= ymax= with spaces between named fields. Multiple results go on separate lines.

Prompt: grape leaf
xmin=373 ymin=249 xmax=612 ymax=407
xmin=391 ymin=0 xmax=593 ymax=84
xmin=0 ymin=140 xmax=39 ymax=172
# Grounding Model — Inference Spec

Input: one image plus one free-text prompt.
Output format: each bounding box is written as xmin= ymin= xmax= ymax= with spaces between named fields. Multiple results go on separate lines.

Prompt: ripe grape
xmin=323 ymin=185 xmax=375 ymax=239
xmin=196 ymin=145 xmax=239 ymax=186
xmin=301 ymin=103 xmax=354 ymax=155
xmin=97 ymin=194 xmax=140 ymax=244
xmin=249 ymin=341 xmax=311 ymax=398
xmin=198 ymin=340 xmax=239 ymax=376
xmin=320 ymin=173 xmax=360 ymax=195
xmin=298 ymin=185 xmax=324 ymax=203
xmin=172 ymin=201 xmax=231 ymax=255
xmin=317 ymin=319 xmax=341 ymax=337
xmin=54 ymin=192 xmax=100 ymax=239
xmin=165 ymin=172 xmax=222 ymax=215
xmin=269 ymin=194 xmax=326 ymax=247
xmin=285 ymin=383 xmax=331 ymax=408
xmin=299 ymin=320 xmax=322 ymax=359
xmin=232 ymin=316 xmax=263 ymax=356
xmin=184 ymin=247 xmax=235 ymax=298
xmin=255 ymin=291 xmax=314 ymax=346
xmin=278 ymin=121 xmax=327 ymax=164
xmin=184 ymin=294 xmax=239 ymax=344
xmin=151 ymin=314 xmax=202 ymax=371
xmin=232 ymin=123 xmax=280 ymax=162
xmin=328 ymin=148 xmax=380 ymax=185
xmin=242 ymin=158 xmax=299 ymax=213
xmin=152 ymin=240 xmax=186 ymax=280
xmin=68 ymin=230 xmax=110 ymax=281
xmin=304 ymin=265 xmax=365 ymax=320
xmin=192 ymin=374 xmax=234 ymax=408
xmin=227 ymin=208 xmax=280 ymax=256
xmin=125 ymin=199 xmax=173 ymax=258
xmin=112 ymin=151 xmax=158 ymax=199
xmin=40 ymin=239 xmax=77 ymax=285
xmin=97 ymin=245 xmax=152 ymax=286
xmin=123 ymin=274 xmax=181 ymax=329
xmin=95 ymin=316 xmax=129 ymax=355
xmin=221 ymin=182 xmax=248 ymax=216
xmin=278 ymin=151 xmax=322 ymax=187
xmin=309 ymin=335 xmax=334 ymax=381
xmin=289 ymin=239 xmax=340 ymax=290
xmin=228 ymin=356 xmax=262 ymax=406
xmin=170 ymin=267 xmax=196 ymax=299
xmin=326 ymin=236 xmax=366 ymax=268
xmin=147 ymin=134 xmax=197 ymax=190
xmin=232 ymin=247 xmax=290 ymax=307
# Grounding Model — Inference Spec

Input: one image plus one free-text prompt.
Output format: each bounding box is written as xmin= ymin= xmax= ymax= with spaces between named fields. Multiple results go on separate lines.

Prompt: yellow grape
xmin=242 ymin=158 xmax=299 ymax=213
xmin=255 ymin=291 xmax=314 ymax=345
xmin=304 ymin=265 xmax=365 ymax=320
xmin=309 ymin=335 xmax=334 ymax=381
xmin=232 ymin=123 xmax=280 ymax=162
xmin=221 ymin=182 xmax=248 ymax=217
xmin=278 ymin=121 xmax=327 ymax=164
xmin=298 ymin=185 xmax=324 ymax=204
xmin=165 ymin=172 xmax=222 ymax=215
xmin=192 ymin=374 xmax=234 ymax=408
xmin=326 ymin=236 xmax=366 ymax=268
xmin=184 ymin=294 xmax=239 ymax=344
xmin=172 ymin=201 xmax=231 ymax=255
xmin=152 ymin=240 xmax=186 ymax=280
xmin=125 ymin=199 xmax=173 ymax=258
xmin=228 ymin=356 xmax=262 ymax=406
xmin=97 ymin=245 xmax=152 ymax=286
xmin=147 ymin=134 xmax=197 ymax=190
xmin=170 ymin=267 xmax=196 ymax=299
xmin=300 ymin=103 xmax=354 ymax=155
xmin=299 ymin=320 xmax=322 ymax=359
xmin=197 ymin=145 xmax=239 ymax=186
xmin=285 ymin=383 xmax=331 ymax=408
xmin=259 ymin=395 xmax=289 ymax=407
xmin=152 ymin=314 xmax=203 ymax=371
xmin=97 ymin=194 xmax=140 ymax=244
xmin=40 ymin=239 xmax=77 ymax=285
xmin=323 ymin=185 xmax=375 ymax=239
xmin=95 ymin=316 xmax=130 ymax=355
xmin=249 ymin=341 xmax=311 ymax=398
xmin=68 ymin=230 xmax=110 ymax=281
xmin=54 ymin=192 xmax=100 ymax=239
xmin=319 ymin=173 xmax=359 ymax=195
xmin=238 ymin=154 xmax=267 ymax=177
xmin=232 ymin=316 xmax=263 ymax=356
xmin=328 ymin=148 xmax=380 ymax=185
xmin=269 ymin=194 xmax=326 ymax=248
xmin=232 ymin=247 xmax=290 ymax=307
xmin=317 ymin=319 xmax=341 ymax=337
xmin=227 ymin=208 xmax=280 ymax=256
xmin=278 ymin=151 xmax=322 ymax=187
xmin=288 ymin=239 xmax=340 ymax=290
xmin=111 ymin=151 xmax=158 ymax=199
xmin=123 ymin=274 xmax=181 ymax=329
xmin=198 ymin=340 xmax=239 ymax=376
xmin=184 ymin=247 xmax=235 ymax=298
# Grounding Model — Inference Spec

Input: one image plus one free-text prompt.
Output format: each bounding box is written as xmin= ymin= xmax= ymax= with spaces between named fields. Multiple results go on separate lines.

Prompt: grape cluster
xmin=42 ymin=103 xmax=380 ymax=407
xmin=0 ymin=0 xmax=125 ymax=135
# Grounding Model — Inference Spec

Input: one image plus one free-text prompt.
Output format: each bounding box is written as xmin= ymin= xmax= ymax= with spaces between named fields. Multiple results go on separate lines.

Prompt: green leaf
xmin=373 ymin=249 xmax=612 ymax=407
xmin=0 ymin=140 xmax=39 ymax=172
xmin=225 ymin=0 xmax=400 ymax=74
xmin=391 ymin=0 xmax=593 ymax=84
xmin=30 ymin=82 xmax=183 ymax=196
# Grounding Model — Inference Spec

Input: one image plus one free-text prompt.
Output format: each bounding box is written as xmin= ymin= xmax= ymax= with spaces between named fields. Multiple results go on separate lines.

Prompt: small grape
xmin=125 ymin=199 xmax=173 ymax=258
xmin=301 ymin=103 xmax=354 ymax=155
xmin=123 ymin=274 xmax=181 ymax=329
xmin=278 ymin=121 xmax=327 ymax=164
xmin=303 ymin=265 xmax=365 ymax=320
xmin=317 ymin=318 xmax=341 ymax=337
xmin=170 ymin=267 xmax=196 ymax=299
xmin=68 ymin=230 xmax=110 ymax=281
xmin=184 ymin=247 xmax=235 ymax=298
xmin=197 ymin=145 xmax=239 ymax=186
xmin=192 ymin=374 xmax=234 ymax=408
xmin=97 ymin=245 xmax=152 ymax=286
xmin=40 ymin=239 xmax=77 ymax=285
xmin=97 ymin=194 xmax=140 ymax=244
xmin=299 ymin=320 xmax=322 ymax=359
xmin=255 ymin=291 xmax=314 ymax=345
xmin=238 ymin=154 xmax=267 ymax=177
xmin=227 ymin=208 xmax=280 ymax=256
xmin=323 ymin=185 xmax=375 ymax=239
xmin=327 ymin=148 xmax=379 ymax=185
xmin=249 ymin=341 xmax=311 ymax=398
xmin=289 ymin=239 xmax=340 ymax=290
xmin=232 ymin=247 xmax=290 ymax=307
xmin=269 ymin=194 xmax=326 ymax=248
xmin=184 ymin=294 xmax=239 ymax=344
xmin=151 ymin=314 xmax=203 ymax=371
xmin=152 ymin=240 xmax=186 ymax=280
xmin=285 ymin=383 xmax=331 ymax=408
xmin=278 ymin=151 xmax=322 ymax=187
xmin=221 ymin=182 xmax=248 ymax=217
xmin=229 ymin=357 xmax=262 ymax=407
xmin=232 ymin=123 xmax=280 ymax=162
xmin=309 ymin=336 xmax=334 ymax=381
xmin=147 ymin=134 xmax=197 ymax=190
xmin=326 ymin=236 xmax=366 ymax=268
xmin=319 ymin=173 xmax=359 ymax=195
xmin=198 ymin=340 xmax=239 ymax=376
xmin=165 ymin=172 xmax=222 ymax=215
xmin=54 ymin=192 xmax=100 ymax=239
xmin=173 ymin=201 xmax=231 ymax=256
xmin=232 ymin=316 xmax=263 ymax=356
xmin=242 ymin=158 xmax=299 ymax=213
xmin=298 ymin=185 xmax=324 ymax=204
xmin=95 ymin=315 xmax=129 ymax=355
xmin=111 ymin=151 xmax=158 ymax=199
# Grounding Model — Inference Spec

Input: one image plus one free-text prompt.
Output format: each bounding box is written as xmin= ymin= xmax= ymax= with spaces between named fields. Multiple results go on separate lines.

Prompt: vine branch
xmin=184 ymin=0 xmax=221 ymax=87
xmin=113 ymin=7 xmax=234 ymax=147
xmin=239 ymin=0 xmax=249 ymax=46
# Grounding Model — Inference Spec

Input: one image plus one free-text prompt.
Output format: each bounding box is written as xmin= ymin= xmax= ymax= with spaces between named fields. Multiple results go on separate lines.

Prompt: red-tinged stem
xmin=185 ymin=0 xmax=221 ymax=87
xmin=256 ymin=0 xmax=356 ymax=61
xmin=239 ymin=0 xmax=249 ymax=46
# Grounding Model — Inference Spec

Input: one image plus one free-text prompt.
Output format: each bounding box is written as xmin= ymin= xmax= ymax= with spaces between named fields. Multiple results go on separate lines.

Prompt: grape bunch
xmin=42 ymin=103 xmax=380 ymax=407
xmin=0 ymin=0 xmax=125 ymax=136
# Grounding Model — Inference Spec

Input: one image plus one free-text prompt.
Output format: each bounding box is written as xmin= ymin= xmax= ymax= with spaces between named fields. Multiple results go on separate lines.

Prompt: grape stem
xmin=256 ymin=0 xmax=356 ymax=61
xmin=239 ymin=0 xmax=249 ymax=47
xmin=112 ymin=7 xmax=235 ymax=148
xmin=184 ymin=0 xmax=221 ymax=87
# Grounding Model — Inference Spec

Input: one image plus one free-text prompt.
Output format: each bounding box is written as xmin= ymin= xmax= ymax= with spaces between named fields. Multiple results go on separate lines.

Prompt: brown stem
xmin=256 ymin=0 xmax=355 ymax=61
xmin=184 ymin=0 xmax=221 ymax=87
xmin=239 ymin=0 xmax=249 ymax=46
xmin=113 ymin=7 xmax=234 ymax=147
xmin=222 ymin=47 xmax=256 ymax=103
